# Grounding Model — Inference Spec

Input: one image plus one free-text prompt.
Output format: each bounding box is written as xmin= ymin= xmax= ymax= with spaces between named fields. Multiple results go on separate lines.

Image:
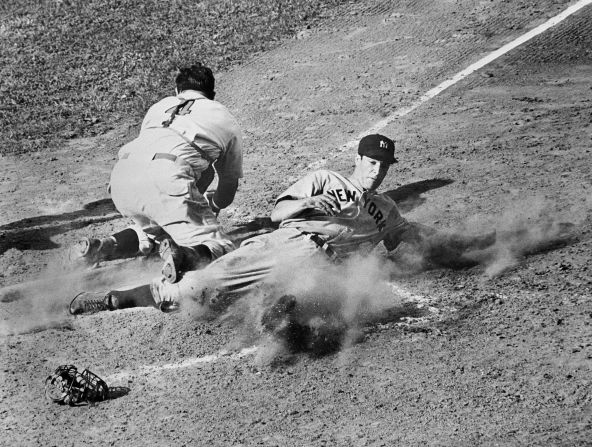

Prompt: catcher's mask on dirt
xmin=45 ymin=365 xmax=109 ymax=406
xmin=176 ymin=63 xmax=216 ymax=100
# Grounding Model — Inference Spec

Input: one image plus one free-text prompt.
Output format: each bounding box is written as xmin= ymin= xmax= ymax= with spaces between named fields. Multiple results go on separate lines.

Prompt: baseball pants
xmin=109 ymin=154 xmax=234 ymax=260
xmin=153 ymin=228 xmax=332 ymax=310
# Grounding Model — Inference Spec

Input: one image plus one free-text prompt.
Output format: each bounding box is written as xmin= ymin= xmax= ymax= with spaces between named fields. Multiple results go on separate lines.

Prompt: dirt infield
xmin=1 ymin=1 xmax=591 ymax=445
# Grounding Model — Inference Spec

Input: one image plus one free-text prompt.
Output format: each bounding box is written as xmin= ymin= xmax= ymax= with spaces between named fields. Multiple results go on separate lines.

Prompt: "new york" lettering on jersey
xmin=325 ymin=188 xmax=387 ymax=232
xmin=362 ymin=194 xmax=387 ymax=231
xmin=326 ymin=188 xmax=357 ymax=203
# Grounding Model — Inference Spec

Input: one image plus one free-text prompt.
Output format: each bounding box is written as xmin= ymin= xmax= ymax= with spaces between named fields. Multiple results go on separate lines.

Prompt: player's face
xmin=355 ymin=155 xmax=390 ymax=190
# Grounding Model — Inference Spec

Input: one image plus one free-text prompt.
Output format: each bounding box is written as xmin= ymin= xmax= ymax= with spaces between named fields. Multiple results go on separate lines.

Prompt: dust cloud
xmin=421 ymin=196 xmax=583 ymax=278
xmin=0 ymin=255 xmax=160 ymax=336
xmin=220 ymin=251 xmax=411 ymax=359
xmin=224 ymin=197 xmax=584 ymax=358
xmin=1 ymin=197 xmax=582 ymax=354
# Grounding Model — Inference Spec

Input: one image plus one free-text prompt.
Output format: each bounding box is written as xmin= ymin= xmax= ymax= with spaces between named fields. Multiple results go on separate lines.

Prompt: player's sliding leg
xmin=69 ymin=284 xmax=156 ymax=315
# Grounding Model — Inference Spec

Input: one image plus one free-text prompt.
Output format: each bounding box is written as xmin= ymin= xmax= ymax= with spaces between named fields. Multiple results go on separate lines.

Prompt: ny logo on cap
xmin=379 ymin=139 xmax=388 ymax=149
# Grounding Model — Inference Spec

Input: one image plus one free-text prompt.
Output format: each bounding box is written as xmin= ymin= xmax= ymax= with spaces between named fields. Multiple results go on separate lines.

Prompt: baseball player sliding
xmin=71 ymin=134 xmax=467 ymax=315
xmin=70 ymin=63 xmax=243 ymax=284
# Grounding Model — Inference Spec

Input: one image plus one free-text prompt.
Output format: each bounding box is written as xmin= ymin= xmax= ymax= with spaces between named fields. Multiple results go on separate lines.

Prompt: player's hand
xmin=306 ymin=193 xmax=341 ymax=216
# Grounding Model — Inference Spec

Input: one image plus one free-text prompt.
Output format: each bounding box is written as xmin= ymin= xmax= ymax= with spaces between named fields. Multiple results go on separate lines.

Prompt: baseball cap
xmin=357 ymin=134 xmax=397 ymax=164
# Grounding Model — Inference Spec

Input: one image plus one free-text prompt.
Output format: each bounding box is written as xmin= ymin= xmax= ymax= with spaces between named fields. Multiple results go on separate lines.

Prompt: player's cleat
xmin=69 ymin=237 xmax=116 ymax=266
xmin=159 ymin=238 xmax=184 ymax=283
xmin=150 ymin=277 xmax=181 ymax=313
xmin=159 ymin=300 xmax=181 ymax=313
xmin=69 ymin=292 xmax=116 ymax=315
xmin=159 ymin=238 xmax=211 ymax=284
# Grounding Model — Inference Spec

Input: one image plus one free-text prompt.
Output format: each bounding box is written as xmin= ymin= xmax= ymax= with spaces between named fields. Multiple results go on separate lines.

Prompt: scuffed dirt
xmin=1 ymin=1 xmax=591 ymax=445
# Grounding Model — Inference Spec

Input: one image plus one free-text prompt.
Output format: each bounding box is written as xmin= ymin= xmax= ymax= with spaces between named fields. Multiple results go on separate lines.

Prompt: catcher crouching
xmin=69 ymin=63 xmax=243 ymax=284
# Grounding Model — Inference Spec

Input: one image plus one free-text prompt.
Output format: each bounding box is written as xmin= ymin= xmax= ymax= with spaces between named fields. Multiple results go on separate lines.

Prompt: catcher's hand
xmin=205 ymin=191 xmax=220 ymax=216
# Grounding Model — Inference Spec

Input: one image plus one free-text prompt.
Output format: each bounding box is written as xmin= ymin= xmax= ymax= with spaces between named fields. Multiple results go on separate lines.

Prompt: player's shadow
xmin=384 ymin=178 xmax=454 ymax=213
xmin=226 ymin=178 xmax=455 ymax=244
xmin=0 ymin=199 xmax=121 ymax=254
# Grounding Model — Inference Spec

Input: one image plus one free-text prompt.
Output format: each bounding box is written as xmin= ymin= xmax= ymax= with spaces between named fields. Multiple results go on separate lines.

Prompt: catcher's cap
xmin=357 ymin=134 xmax=397 ymax=164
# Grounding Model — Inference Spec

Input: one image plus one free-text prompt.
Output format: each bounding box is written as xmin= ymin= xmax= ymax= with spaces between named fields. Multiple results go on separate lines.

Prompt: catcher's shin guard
xmin=45 ymin=365 xmax=109 ymax=406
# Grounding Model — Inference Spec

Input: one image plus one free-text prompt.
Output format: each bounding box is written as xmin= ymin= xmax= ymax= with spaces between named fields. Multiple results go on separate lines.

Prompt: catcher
xmin=70 ymin=134 xmax=493 ymax=315
xmin=70 ymin=63 xmax=243 ymax=284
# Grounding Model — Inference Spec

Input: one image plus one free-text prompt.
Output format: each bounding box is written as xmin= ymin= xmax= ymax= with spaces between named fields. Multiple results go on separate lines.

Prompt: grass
xmin=0 ymin=0 xmax=349 ymax=155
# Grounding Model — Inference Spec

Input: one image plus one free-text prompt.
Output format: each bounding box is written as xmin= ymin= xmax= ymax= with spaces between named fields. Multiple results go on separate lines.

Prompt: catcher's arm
xmin=209 ymin=135 xmax=242 ymax=212
xmin=206 ymin=177 xmax=239 ymax=214
xmin=196 ymin=164 xmax=215 ymax=194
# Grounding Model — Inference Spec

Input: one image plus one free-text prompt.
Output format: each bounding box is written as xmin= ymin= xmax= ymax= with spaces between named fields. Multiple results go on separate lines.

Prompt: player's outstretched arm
xmin=271 ymin=193 xmax=341 ymax=223
xmin=390 ymin=222 xmax=497 ymax=269
xmin=384 ymin=221 xmax=437 ymax=252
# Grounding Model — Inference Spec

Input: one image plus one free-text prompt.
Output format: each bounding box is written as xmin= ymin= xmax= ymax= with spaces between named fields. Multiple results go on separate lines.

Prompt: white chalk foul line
xmin=104 ymin=285 xmax=433 ymax=380
xmin=106 ymin=346 xmax=260 ymax=382
xmin=390 ymin=283 xmax=430 ymax=304
xmin=102 ymin=287 xmax=431 ymax=381
xmin=341 ymin=0 xmax=592 ymax=151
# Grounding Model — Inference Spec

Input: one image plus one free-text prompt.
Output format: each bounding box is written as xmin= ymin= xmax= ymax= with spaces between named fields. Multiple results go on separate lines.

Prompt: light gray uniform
xmin=153 ymin=169 xmax=411 ymax=309
xmin=110 ymin=90 xmax=243 ymax=259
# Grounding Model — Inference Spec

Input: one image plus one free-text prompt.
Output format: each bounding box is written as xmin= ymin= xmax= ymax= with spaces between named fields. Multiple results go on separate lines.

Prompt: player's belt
xmin=152 ymin=153 xmax=178 ymax=162
xmin=119 ymin=152 xmax=187 ymax=165
xmin=302 ymin=232 xmax=338 ymax=262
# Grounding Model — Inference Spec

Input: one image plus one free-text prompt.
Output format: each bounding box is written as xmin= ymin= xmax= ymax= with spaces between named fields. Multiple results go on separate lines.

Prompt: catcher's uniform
xmin=154 ymin=169 xmax=411 ymax=308
xmin=109 ymin=90 xmax=242 ymax=259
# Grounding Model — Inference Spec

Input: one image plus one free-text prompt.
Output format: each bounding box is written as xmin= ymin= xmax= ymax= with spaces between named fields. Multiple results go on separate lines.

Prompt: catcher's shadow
xmin=0 ymin=198 xmax=121 ymax=254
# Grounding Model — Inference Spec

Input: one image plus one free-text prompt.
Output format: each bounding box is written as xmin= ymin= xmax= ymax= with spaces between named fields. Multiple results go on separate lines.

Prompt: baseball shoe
xmin=159 ymin=238 xmax=211 ymax=284
xmin=69 ymin=292 xmax=116 ymax=315
xmin=150 ymin=277 xmax=181 ymax=313
xmin=69 ymin=237 xmax=116 ymax=266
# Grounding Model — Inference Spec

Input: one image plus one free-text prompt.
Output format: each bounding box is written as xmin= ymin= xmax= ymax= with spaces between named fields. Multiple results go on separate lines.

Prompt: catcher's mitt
xmin=45 ymin=365 xmax=109 ymax=406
